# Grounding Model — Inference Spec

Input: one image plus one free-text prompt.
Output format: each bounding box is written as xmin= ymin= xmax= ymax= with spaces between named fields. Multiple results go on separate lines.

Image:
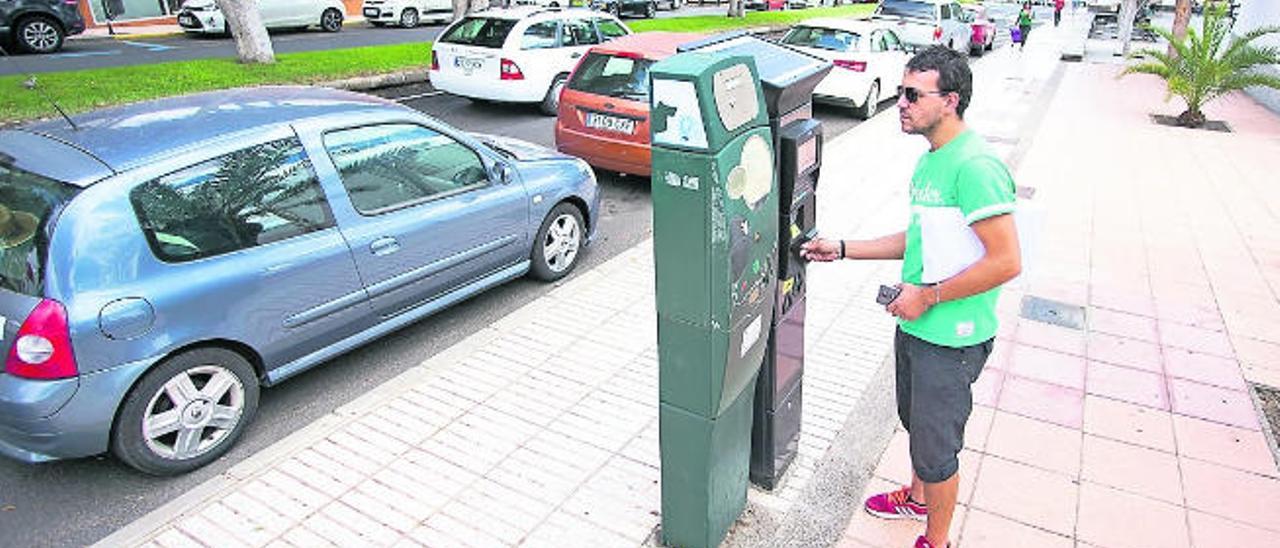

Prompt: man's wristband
xmin=933 ymin=283 xmax=942 ymax=306
xmin=839 ymin=240 xmax=846 ymax=260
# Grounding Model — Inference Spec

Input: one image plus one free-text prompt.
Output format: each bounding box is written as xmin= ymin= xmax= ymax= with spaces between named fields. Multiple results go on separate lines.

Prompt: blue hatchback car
xmin=0 ymin=86 xmax=599 ymax=474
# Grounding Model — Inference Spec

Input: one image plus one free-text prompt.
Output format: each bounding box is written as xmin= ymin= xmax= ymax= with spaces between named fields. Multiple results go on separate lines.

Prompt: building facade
xmin=1236 ymin=0 xmax=1279 ymax=114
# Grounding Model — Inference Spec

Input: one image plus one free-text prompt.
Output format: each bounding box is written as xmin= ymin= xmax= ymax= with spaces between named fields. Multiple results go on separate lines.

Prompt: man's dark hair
xmin=906 ymin=46 xmax=973 ymax=118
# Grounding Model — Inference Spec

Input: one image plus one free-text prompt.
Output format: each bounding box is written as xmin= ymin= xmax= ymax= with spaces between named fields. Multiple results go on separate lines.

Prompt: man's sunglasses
xmin=898 ymin=86 xmax=953 ymax=103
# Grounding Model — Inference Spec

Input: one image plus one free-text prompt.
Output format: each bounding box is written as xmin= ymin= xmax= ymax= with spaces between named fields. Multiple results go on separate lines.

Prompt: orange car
xmin=554 ymin=32 xmax=703 ymax=177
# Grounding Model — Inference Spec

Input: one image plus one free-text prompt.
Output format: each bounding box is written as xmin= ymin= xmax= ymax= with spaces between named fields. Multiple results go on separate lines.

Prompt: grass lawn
xmin=1 ymin=3 xmax=874 ymax=125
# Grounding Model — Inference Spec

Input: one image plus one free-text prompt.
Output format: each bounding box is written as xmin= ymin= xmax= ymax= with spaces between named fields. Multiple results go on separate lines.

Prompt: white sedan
xmin=779 ymin=18 xmax=910 ymax=119
xmin=177 ymin=0 xmax=347 ymax=34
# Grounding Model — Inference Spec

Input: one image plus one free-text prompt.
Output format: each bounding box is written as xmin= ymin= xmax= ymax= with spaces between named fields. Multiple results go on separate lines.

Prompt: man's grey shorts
xmin=894 ymin=327 xmax=993 ymax=483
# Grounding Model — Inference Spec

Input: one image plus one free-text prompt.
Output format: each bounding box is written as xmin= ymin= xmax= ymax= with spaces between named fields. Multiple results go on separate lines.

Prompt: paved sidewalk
xmin=840 ymin=14 xmax=1280 ymax=548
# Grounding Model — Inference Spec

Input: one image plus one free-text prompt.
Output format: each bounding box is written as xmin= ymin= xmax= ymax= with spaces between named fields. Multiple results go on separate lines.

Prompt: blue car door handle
xmin=370 ymin=237 xmax=401 ymax=256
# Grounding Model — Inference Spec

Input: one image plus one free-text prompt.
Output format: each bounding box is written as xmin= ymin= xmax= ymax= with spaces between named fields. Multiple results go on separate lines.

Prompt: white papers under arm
xmin=919 ymin=207 xmax=984 ymax=284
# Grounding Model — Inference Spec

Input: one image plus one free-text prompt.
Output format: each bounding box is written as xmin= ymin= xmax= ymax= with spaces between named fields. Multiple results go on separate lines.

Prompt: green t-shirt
xmin=900 ymin=130 xmax=1016 ymax=348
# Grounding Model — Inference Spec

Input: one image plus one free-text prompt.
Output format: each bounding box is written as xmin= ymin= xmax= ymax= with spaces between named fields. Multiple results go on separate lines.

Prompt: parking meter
xmin=752 ymin=118 xmax=823 ymax=488
xmin=678 ymin=33 xmax=832 ymax=490
xmin=650 ymin=52 xmax=777 ymax=548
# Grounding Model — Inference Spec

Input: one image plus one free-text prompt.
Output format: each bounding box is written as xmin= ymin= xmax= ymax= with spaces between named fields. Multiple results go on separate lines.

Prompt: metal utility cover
xmin=1019 ymin=295 xmax=1086 ymax=330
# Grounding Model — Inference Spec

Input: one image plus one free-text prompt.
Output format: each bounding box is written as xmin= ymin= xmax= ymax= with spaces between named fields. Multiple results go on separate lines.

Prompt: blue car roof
xmin=21 ymin=86 xmax=404 ymax=177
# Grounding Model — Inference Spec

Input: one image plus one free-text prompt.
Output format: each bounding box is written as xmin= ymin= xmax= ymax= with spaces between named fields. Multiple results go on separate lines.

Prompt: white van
xmin=177 ymin=0 xmax=347 ymax=35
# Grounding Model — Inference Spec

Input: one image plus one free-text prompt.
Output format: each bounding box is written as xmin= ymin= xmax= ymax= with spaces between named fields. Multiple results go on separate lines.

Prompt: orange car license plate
xmin=585 ymin=112 xmax=636 ymax=135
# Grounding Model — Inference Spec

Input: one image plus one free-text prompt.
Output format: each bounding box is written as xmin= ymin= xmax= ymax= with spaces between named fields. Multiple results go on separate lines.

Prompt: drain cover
xmin=1020 ymin=295 xmax=1086 ymax=330
xmin=1253 ymin=384 xmax=1280 ymax=461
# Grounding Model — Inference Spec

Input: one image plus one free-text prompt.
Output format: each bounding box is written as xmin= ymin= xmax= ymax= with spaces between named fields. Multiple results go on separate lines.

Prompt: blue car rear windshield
xmin=0 ymin=163 xmax=78 ymax=296
xmin=440 ymin=17 xmax=519 ymax=48
xmin=879 ymin=0 xmax=936 ymax=20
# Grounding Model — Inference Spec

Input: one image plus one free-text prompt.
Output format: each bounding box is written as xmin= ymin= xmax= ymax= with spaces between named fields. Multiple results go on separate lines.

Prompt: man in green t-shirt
xmin=801 ymin=46 xmax=1021 ymax=548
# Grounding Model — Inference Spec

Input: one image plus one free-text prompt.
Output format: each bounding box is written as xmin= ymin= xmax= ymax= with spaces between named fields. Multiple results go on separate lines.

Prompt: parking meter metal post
xmin=650 ymin=52 xmax=777 ymax=548
xmin=682 ymin=33 xmax=832 ymax=489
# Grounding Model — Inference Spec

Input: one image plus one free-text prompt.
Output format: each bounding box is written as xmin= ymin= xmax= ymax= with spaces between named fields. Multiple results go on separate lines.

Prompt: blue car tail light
xmin=5 ymin=299 xmax=78 ymax=380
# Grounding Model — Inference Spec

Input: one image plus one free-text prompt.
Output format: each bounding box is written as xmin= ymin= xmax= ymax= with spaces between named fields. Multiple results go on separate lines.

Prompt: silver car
xmin=873 ymin=0 xmax=972 ymax=55
xmin=0 ymin=86 xmax=599 ymax=475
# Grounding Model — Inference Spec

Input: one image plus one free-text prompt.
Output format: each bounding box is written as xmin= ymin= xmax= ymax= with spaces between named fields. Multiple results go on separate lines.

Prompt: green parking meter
xmin=650 ymin=52 xmax=777 ymax=548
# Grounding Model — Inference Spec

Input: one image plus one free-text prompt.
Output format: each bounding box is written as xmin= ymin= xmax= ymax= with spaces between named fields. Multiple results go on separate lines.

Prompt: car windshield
xmin=439 ymin=17 xmax=518 ymax=48
xmin=0 ymin=160 xmax=79 ymax=296
xmin=568 ymin=53 xmax=653 ymax=101
xmin=781 ymin=26 xmax=861 ymax=52
xmin=878 ymin=0 xmax=936 ymax=19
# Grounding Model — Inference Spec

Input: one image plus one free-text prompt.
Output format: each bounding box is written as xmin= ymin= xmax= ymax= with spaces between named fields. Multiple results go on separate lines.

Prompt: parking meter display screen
xmin=797 ymin=137 xmax=817 ymax=175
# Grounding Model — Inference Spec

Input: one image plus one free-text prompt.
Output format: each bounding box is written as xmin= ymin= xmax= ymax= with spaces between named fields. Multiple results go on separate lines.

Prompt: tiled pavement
xmin=839 ymin=17 xmax=1280 ymax=548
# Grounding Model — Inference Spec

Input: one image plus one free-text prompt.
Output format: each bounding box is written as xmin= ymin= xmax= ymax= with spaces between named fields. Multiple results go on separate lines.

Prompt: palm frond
xmin=1219 ymin=26 xmax=1280 ymax=65
xmin=1217 ymin=72 xmax=1280 ymax=94
xmin=1122 ymin=62 xmax=1175 ymax=79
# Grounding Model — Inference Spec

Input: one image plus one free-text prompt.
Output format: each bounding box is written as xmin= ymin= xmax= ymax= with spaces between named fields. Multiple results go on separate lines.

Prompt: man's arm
xmin=799 ymin=232 xmax=906 ymax=262
xmin=888 ymin=214 xmax=1020 ymax=320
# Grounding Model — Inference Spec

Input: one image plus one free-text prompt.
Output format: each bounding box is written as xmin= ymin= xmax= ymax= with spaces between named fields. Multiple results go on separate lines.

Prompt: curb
xmin=321 ymin=69 xmax=428 ymax=91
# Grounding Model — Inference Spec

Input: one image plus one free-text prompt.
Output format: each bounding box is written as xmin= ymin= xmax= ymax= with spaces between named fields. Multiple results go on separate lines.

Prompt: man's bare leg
xmin=922 ymin=472 xmax=959 ymax=547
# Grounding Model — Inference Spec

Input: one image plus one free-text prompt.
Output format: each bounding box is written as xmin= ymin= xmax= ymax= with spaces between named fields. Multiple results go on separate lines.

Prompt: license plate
xmin=178 ymin=13 xmax=196 ymax=26
xmin=363 ymin=7 xmax=379 ymax=17
xmin=453 ymin=56 xmax=483 ymax=74
xmin=585 ymin=112 xmax=636 ymax=135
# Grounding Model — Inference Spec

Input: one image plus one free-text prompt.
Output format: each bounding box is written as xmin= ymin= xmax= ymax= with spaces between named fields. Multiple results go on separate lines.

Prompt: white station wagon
xmin=429 ymin=7 xmax=631 ymax=115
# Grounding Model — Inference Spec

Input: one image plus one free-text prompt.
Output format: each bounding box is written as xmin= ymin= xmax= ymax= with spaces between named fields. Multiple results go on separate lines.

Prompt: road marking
xmin=394 ymin=90 xmax=443 ymax=102
xmin=120 ymin=40 xmax=175 ymax=52
xmin=50 ymin=50 xmax=117 ymax=58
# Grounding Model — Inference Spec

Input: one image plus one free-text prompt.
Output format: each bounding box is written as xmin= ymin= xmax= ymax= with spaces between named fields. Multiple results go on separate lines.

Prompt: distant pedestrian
xmin=1054 ymin=0 xmax=1064 ymax=26
xmin=1017 ymin=2 xmax=1034 ymax=49
xmin=801 ymin=46 xmax=1021 ymax=548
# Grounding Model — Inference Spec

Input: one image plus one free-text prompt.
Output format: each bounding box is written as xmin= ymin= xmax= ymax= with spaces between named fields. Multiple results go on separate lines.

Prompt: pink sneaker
xmin=864 ymin=486 xmax=927 ymax=521
xmin=914 ymin=535 xmax=950 ymax=548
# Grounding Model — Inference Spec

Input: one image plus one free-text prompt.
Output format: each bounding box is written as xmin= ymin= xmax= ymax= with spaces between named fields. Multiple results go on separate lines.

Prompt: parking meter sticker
xmin=662 ymin=172 xmax=701 ymax=191
xmin=741 ymin=315 xmax=762 ymax=358
xmin=725 ymin=135 xmax=773 ymax=209
xmin=651 ymin=80 xmax=708 ymax=149
xmin=711 ymin=64 xmax=760 ymax=132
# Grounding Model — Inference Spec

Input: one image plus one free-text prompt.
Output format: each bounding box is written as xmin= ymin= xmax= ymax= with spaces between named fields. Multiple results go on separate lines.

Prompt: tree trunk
xmin=727 ymin=0 xmax=745 ymax=18
xmin=215 ymin=0 xmax=274 ymax=64
xmin=452 ymin=0 xmax=471 ymax=22
xmin=1117 ymin=0 xmax=1139 ymax=55
xmin=1168 ymin=0 xmax=1191 ymax=57
xmin=1176 ymin=108 xmax=1205 ymax=128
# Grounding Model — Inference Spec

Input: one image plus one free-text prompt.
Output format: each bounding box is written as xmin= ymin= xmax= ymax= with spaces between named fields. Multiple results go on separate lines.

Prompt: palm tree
xmin=1121 ymin=3 xmax=1280 ymax=128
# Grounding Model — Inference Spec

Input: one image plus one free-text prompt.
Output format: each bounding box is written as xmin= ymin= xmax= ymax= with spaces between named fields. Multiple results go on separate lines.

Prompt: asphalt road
xmin=0 ymin=4 xmax=732 ymax=75
xmin=0 ymin=67 xmax=872 ymax=545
